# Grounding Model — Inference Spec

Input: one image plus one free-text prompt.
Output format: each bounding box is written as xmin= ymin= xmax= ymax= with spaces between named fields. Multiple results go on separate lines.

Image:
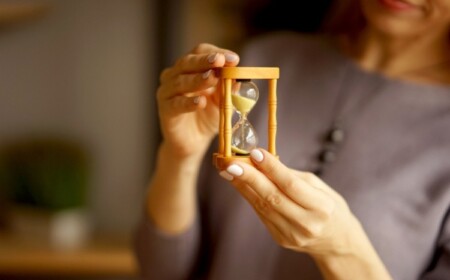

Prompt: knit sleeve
xmin=133 ymin=212 xmax=201 ymax=280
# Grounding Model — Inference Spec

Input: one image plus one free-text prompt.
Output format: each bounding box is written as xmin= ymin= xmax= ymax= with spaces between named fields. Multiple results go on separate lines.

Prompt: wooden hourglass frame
xmin=213 ymin=66 xmax=280 ymax=170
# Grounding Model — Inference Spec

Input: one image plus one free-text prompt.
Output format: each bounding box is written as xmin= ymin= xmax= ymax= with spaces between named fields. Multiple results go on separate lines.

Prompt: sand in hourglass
xmin=232 ymin=94 xmax=256 ymax=114
xmin=231 ymin=94 xmax=257 ymax=155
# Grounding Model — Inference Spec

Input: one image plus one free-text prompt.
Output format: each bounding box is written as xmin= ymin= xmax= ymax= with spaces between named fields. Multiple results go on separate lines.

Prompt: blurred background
xmin=0 ymin=0 xmax=331 ymax=279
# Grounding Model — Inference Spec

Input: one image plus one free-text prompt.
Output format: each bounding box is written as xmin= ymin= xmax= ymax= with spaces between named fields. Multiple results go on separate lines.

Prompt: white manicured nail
xmin=208 ymin=53 xmax=218 ymax=63
xmin=219 ymin=170 xmax=234 ymax=181
xmin=205 ymin=87 xmax=215 ymax=94
xmin=227 ymin=164 xmax=243 ymax=176
xmin=202 ymin=70 xmax=212 ymax=79
xmin=250 ymin=149 xmax=264 ymax=162
xmin=225 ymin=53 xmax=239 ymax=62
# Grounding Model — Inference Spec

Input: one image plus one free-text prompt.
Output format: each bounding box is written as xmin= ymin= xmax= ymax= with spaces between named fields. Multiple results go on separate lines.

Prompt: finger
xmin=224 ymin=162 xmax=308 ymax=220
xmin=252 ymin=205 xmax=295 ymax=248
xmin=158 ymin=69 xmax=218 ymax=100
xmin=158 ymin=85 xmax=218 ymax=120
xmin=190 ymin=42 xmax=235 ymax=55
xmin=294 ymin=170 xmax=346 ymax=204
xmin=220 ymin=170 xmax=295 ymax=236
xmin=249 ymin=149 xmax=332 ymax=211
xmin=189 ymin=43 xmax=240 ymax=66
xmin=162 ymin=95 xmax=207 ymax=115
xmin=161 ymin=50 xmax=240 ymax=83
xmin=262 ymin=219 xmax=290 ymax=247
xmin=220 ymin=168 xmax=328 ymax=241
xmin=174 ymin=51 xmax=240 ymax=75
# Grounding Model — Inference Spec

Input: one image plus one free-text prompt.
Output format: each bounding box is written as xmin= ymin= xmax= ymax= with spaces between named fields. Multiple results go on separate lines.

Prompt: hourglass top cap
xmin=219 ymin=67 xmax=279 ymax=79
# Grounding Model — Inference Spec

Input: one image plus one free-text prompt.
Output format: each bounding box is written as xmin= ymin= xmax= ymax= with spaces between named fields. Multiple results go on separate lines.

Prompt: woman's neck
xmin=342 ymin=27 xmax=450 ymax=84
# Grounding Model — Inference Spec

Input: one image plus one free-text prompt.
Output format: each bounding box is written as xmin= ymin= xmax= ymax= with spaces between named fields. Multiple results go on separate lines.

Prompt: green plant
xmin=0 ymin=137 xmax=89 ymax=211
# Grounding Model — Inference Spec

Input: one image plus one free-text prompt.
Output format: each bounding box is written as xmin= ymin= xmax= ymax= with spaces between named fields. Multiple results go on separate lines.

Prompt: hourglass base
xmin=213 ymin=153 xmax=253 ymax=170
xmin=213 ymin=152 xmax=279 ymax=170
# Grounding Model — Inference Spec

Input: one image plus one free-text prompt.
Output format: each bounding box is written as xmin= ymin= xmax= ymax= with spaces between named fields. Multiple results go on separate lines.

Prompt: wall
xmin=0 ymin=0 xmax=156 ymax=234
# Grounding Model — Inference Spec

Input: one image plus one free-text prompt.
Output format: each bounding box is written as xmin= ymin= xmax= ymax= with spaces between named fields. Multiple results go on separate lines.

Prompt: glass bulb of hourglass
xmin=231 ymin=79 xmax=259 ymax=155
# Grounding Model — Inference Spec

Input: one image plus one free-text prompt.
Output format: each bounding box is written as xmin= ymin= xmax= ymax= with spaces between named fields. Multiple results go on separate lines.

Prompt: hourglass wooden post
xmin=213 ymin=66 xmax=280 ymax=170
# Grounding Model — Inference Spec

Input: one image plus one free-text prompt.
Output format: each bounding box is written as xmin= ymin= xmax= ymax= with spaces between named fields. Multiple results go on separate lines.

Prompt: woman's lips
xmin=378 ymin=0 xmax=419 ymax=11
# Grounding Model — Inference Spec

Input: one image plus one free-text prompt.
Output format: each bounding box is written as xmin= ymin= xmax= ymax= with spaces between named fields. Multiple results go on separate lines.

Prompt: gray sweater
xmin=135 ymin=32 xmax=450 ymax=280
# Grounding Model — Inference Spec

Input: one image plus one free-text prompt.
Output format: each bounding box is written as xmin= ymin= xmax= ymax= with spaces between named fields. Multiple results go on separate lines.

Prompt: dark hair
xmin=242 ymin=0 xmax=334 ymax=36
xmin=321 ymin=0 xmax=366 ymax=37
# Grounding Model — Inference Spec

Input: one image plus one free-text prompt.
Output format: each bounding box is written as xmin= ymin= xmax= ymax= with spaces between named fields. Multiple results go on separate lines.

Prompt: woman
xmin=135 ymin=0 xmax=450 ymax=279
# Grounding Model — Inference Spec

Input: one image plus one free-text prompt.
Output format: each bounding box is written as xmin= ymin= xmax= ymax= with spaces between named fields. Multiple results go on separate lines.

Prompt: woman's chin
xmin=360 ymin=0 xmax=427 ymax=38
xmin=366 ymin=16 xmax=424 ymax=38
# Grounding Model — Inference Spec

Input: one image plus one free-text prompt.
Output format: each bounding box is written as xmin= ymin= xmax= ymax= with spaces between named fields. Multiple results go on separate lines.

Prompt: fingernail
xmin=202 ymin=70 xmax=212 ymax=79
xmin=225 ymin=53 xmax=239 ymax=63
xmin=205 ymin=86 xmax=216 ymax=94
xmin=208 ymin=53 xmax=218 ymax=63
xmin=227 ymin=164 xmax=243 ymax=176
xmin=219 ymin=170 xmax=234 ymax=181
xmin=250 ymin=149 xmax=264 ymax=162
xmin=193 ymin=96 xmax=201 ymax=104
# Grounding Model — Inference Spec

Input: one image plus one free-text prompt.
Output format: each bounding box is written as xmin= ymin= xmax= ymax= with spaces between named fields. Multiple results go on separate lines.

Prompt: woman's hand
xmin=157 ymin=43 xmax=239 ymax=159
xmin=219 ymin=148 xmax=365 ymax=257
xmin=219 ymin=148 xmax=392 ymax=279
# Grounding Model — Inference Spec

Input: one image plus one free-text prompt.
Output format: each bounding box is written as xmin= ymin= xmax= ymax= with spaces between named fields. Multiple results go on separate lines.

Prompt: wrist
xmin=311 ymin=220 xmax=392 ymax=280
xmin=152 ymin=141 xmax=205 ymax=192
xmin=158 ymin=141 xmax=206 ymax=168
xmin=146 ymin=142 xmax=205 ymax=235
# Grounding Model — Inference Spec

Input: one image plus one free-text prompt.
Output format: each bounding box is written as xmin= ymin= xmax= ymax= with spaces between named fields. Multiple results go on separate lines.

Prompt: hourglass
xmin=231 ymin=79 xmax=259 ymax=155
xmin=213 ymin=66 xmax=280 ymax=170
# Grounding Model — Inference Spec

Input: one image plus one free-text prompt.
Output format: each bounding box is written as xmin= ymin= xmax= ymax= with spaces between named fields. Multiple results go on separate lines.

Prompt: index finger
xmin=249 ymin=149 xmax=330 ymax=210
xmin=161 ymin=43 xmax=240 ymax=81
